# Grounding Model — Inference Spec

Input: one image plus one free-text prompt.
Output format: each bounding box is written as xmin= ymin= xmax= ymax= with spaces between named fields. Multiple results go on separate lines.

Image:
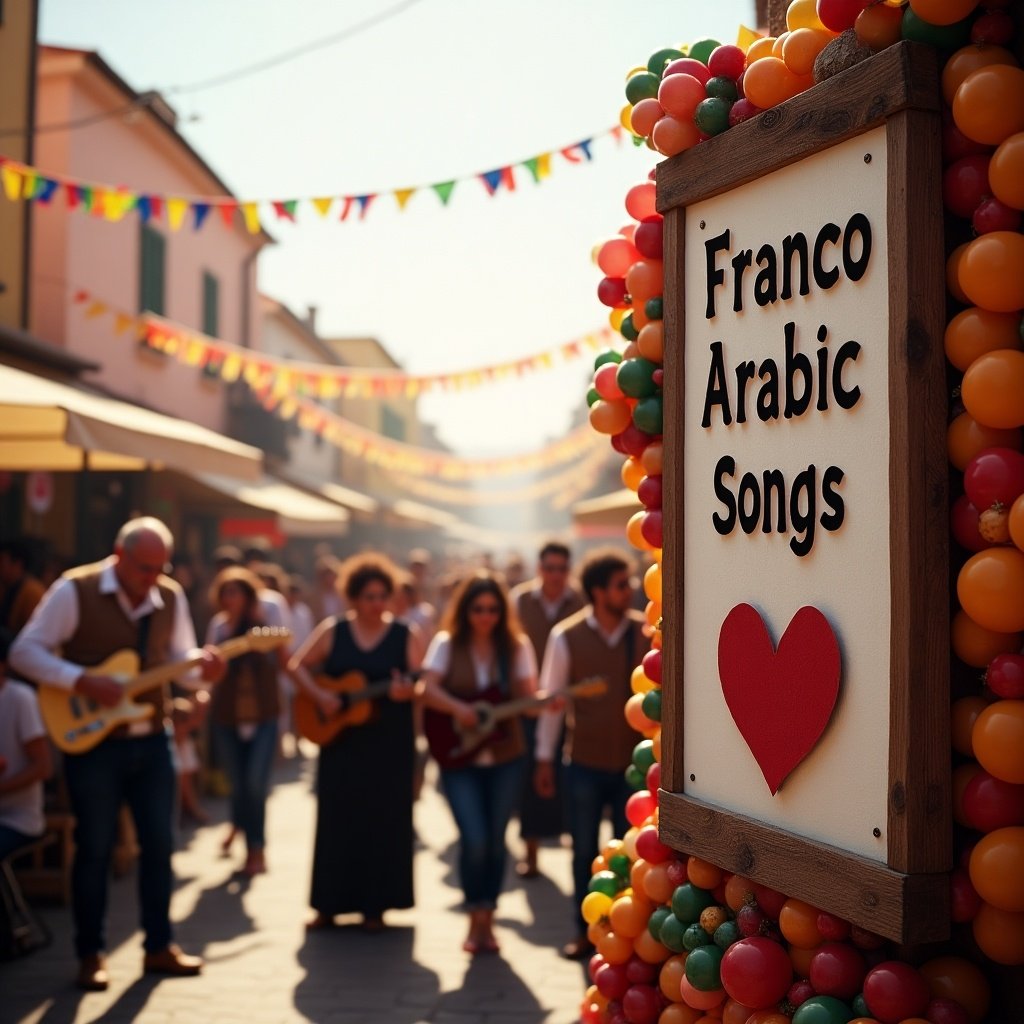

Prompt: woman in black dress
xmin=288 ymin=553 xmax=419 ymax=930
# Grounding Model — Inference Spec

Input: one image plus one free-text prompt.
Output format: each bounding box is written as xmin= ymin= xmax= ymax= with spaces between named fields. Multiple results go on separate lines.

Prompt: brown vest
xmin=209 ymin=623 xmax=280 ymax=727
xmin=64 ymin=562 xmax=177 ymax=731
xmin=513 ymin=584 xmax=584 ymax=665
xmin=443 ymin=643 xmax=524 ymax=764
xmin=561 ymin=608 xmax=645 ymax=772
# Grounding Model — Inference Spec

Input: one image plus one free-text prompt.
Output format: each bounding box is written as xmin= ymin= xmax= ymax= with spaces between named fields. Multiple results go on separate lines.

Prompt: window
xmin=138 ymin=224 xmax=166 ymax=315
xmin=381 ymin=406 xmax=405 ymax=442
xmin=201 ymin=270 xmax=219 ymax=336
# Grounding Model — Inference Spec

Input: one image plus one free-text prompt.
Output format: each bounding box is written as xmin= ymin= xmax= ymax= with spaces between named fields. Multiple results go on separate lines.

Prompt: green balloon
xmin=684 ymin=943 xmax=724 ymax=991
xmin=641 ymin=687 xmax=662 ymax=723
xmin=633 ymin=738 xmax=656 ymax=774
xmin=633 ymin=394 xmax=663 ymax=435
xmin=682 ymin=923 xmax=713 ymax=951
xmin=586 ymin=387 xmax=601 ymax=407
xmin=609 ymin=852 xmax=632 ymax=879
xmin=901 ymin=9 xmax=971 ymax=49
xmin=625 ymin=71 xmax=661 ymax=105
xmin=792 ymin=996 xmax=855 ymax=1024
xmin=644 ymin=297 xmax=663 ymax=320
xmin=705 ymin=75 xmax=738 ymax=102
xmin=713 ymin=919 xmax=740 ymax=949
xmin=588 ymin=870 xmax=620 ymax=898
xmin=647 ymin=47 xmax=685 ymax=76
xmin=671 ymin=882 xmax=714 ymax=924
xmin=648 ymin=905 xmax=672 ymax=941
xmin=694 ymin=97 xmax=732 ymax=137
xmin=620 ymin=313 xmax=639 ymax=341
xmin=594 ymin=348 xmax=622 ymax=370
xmin=687 ymin=38 xmax=721 ymax=65
xmin=658 ymin=912 xmax=689 ymax=952
xmin=625 ymin=764 xmax=646 ymax=790
xmin=616 ymin=357 xmax=659 ymax=398
xmin=851 ymin=994 xmax=869 ymax=1016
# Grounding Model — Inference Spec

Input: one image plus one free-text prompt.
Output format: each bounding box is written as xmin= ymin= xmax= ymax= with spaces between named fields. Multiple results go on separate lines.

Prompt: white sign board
xmin=682 ymin=127 xmax=890 ymax=862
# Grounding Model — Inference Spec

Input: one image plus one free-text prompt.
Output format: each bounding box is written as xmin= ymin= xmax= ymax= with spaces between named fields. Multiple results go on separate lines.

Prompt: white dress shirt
xmin=10 ymin=557 xmax=201 ymax=691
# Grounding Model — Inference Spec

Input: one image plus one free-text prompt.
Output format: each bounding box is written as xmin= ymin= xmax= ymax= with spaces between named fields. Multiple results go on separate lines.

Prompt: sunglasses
xmin=469 ymin=604 xmax=501 ymax=615
xmin=540 ymin=563 xmax=569 ymax=573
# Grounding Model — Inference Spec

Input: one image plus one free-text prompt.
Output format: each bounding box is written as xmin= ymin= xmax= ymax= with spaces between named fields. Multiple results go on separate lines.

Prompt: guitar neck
xmin=479 ymin=681 xmax=588 ymax=724
xmin=122 ymin=634 xmax=267 ymax=700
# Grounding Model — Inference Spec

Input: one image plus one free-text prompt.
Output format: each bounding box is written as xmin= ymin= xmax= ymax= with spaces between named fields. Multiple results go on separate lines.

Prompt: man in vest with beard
xmin=509 ymin=540 xmax=583 ymax=880
xmin=10 ymin=517 xmax=225 ymax=991
xmin=533 ymin=547 xmax=645 ymax=959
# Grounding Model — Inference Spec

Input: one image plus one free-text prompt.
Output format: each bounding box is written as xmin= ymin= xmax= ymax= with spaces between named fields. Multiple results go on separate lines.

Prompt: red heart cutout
xmin=718 ymin=603 xmax=841 ymax=795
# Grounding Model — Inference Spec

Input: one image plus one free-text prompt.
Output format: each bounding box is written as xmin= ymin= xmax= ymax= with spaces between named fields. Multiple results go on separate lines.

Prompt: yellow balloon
xmin=622 ymin=826 xmax=641 ymax=861
xmin=620 ymin=103 xmax=635 ymax=132
xmin=627 ymin=510 xmax=656 ymax=552
xmin=787 ymin=0 xmax=827 ymax=32
xmin=582 ymin=891 xmax=613 ymax=925
xmin=622 ymin=456 xmax=645 ymax=491
xmin=644 ymin=563 xmax=662 ymax=603
xmin=645 ymin=600 xmax=662 ymax=628
xmin=625 ymin=66 xmax=648 ymax=81
xmin=591 ymin=242 xmax=604 ymax=266
xmin=609 ymin=307 xmax=627 ymax=331
xmin=632 ymin=664 xmax=656 ymax=695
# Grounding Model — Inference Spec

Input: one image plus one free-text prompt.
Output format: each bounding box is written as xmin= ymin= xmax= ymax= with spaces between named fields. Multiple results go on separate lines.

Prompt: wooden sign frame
xmin=658 ymin=43 xmax=950 ymax=945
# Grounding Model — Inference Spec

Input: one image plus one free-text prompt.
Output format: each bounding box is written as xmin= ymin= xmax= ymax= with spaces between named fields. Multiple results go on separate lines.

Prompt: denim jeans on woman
xmin=212 ymin=720 xmax=277 ymax=851
xmin=440 ymin=757 xmax=525 ymax=910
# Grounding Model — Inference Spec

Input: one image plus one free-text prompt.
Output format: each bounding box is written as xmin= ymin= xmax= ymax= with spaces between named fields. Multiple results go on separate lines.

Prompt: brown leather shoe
xmin=143 ymin=944 xmax=203 ymax=976
xmin=77 ymin=954 xmax=109 ymax=991
xmin=560 ymin=935 xmax=595 ymax=960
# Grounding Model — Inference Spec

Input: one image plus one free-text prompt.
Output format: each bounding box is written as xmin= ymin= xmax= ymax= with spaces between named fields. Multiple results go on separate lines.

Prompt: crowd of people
xmin=0 ymin=518 xmax=649 ymax=992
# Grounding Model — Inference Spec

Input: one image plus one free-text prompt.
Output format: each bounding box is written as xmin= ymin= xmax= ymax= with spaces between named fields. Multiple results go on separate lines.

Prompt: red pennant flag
xmin=72 ymin=290 xmax=89 ymax=304
xmin=500 ymin=166 xmax=516 ymax=192
xmin=65 ymin=183 xmax=80 ymax=209
xmin=217 ymin=202 xmax=237 ymax=228
xmin=272 ymin=200 xmax=296 ymax=222
xmin=339 ymin=196 xmax=354 ymax=222
xmin=149 ymin=195 xmax=163 ymax=220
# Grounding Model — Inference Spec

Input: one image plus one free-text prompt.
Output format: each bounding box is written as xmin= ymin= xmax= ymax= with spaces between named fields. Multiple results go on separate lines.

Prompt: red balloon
xmin=862 ymin=961 xmax=931 ymax=1023
xmin=637 ymin=474 xmax=663 ymax=510
xmin=635 ymin=824 xmax=673 ymax=864
xmin=599 ymin=237 xmax=642 ymax=277
xmin=719 ymin=936 xmax=793 ymax=1009
xmin=621 ymin=982 xmax=661 ymax=1024
xmin=595 ymin=362 xmax=625 ymax=400
xmin=708 ymin=44 xmax=746 ymax=80
xmin=618 ymin=424 xmax=656 ymax=458
xmin=626 ymin=955 xmax=659 ymax=985
xmin=598 ymin=276 xmax=628 ymax=308
xmin=589 ymin=952 xmax=608 ymax=982
xmin=987 ymin=653 xmax=1024 ymax=698
xmin=951 ymin=495 xmax=992 ymax=552
xmin=965 ymin=447 xmax=1024 ymax=510
xmin=665 ymin=859 xmax=688 ymax=886
xmin=962 ymin=769 xmax=1024 ymax=830
xmin=626 ymin=790 xmax=657 ymax=827
xmin=633 ymin=217 xmax=665 ymax=260
xmin=943 ymin=155 xmax=992 ymax=218
xmin=663 ymin=57 xmax=711 ymax=84
xmin=950 ymin=866 xmax=983 ymax=923
xmin=640 ymin=510 xmax=663 ymax=548
xmin=925 ymin=996 xmax=972 ymax=1024
xmin=974 ymin=195 xmax=1023 ymax=235
xmin=816 ymin=0 xmax=871 ymax=33
xmin=815 ymin=911 xmax=851 ymax=942
xmin=645 ymin=761 xmax=661 ymax=793
xmin=752 ymin=884 xmax=787 ymax=921
xmin=625 ymin=183 xmax=658 ymax=221
xmin=642 ymin=648 xmax=662 ymax=684
xmin=729 ymin=98 xmax=763 ymax=126
xmin=809 ymin=942 xmax=867 ymax=1000
xmin=597 ymin=962 xmax=630 ymax=1001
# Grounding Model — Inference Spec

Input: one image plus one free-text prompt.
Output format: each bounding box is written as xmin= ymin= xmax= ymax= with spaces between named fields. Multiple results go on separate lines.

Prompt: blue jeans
xmin=0 ymin=823 xmax=37 ymax=862
xmin=565 ymin=761 xmax=631 ymax=933
xmin=64 ymin=731 xmax=176 ymax=957
xmin=440 ymin=757 xmax=524 ymax=911
xmin=213 ymin=721 xmax=277 ymax=851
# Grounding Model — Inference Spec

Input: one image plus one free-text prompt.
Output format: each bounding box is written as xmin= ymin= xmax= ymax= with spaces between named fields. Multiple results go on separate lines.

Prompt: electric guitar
xmin=423 ymin=677 xmax=607 ymax=771
xmin=292 ymin=670 xmax=419 ymax=746
xmin=39 ymin=626 xmax=291 ymax=754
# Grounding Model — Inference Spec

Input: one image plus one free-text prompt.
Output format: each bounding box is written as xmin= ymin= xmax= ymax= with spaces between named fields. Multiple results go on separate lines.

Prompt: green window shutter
xmin=202 ymin=270 xmax=219 ymax=336
xmin=139 ymin=224 xmax=166 ymax=315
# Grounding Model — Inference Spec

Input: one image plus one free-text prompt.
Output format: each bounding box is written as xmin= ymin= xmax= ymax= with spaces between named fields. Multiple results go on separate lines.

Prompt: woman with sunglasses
xmin=288 ymin=553 xmax=419 ymax=931
xmin=420 ymin=570 xmax=539 ymax=954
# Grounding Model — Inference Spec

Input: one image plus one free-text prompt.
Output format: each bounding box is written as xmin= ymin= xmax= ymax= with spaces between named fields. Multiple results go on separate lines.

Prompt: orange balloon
xmin=989 ymin=132 xmax=1024 ymax=211
xmin=659 ymin=953 xmax=690 ymax=1001
xmin=771 ymin=32 xmax=790 ymax=58
xmin=641 ymin=441 xmax=664 ymax=475
xmin=588 ymin=919 xmax=611 ymax=945
xmin=679 ymin=977 xmax=726 ymax=1011
xmin=652 ymin=115 xmax=701 ymax=158
xmin=947 ymin=413 xmax=1023 ymax=471
xmin=723 ymin=874 xmax=755 ymax=911
xmin=645 ymin=563 xmax=662 ymax=603
xmin=963 ymin=349 xmax=1024 ymax=429
xmin=743 ymin=56 xmax=803 ymax=109
xmin=686 ymin=856 xmax=723 ymax=891
xmin=658 ymin=1003 xmax=704 ymax=1024
xmin=958 ymin=232 xmax=1024 ymax=313
xmin=747 ymin=1015 xmax=792 ymax=1024
xmin=628 ymin=510 xmax=658 ymax=552
xmin=643 ymin=862 xmax=676 ymax=904
xmin=631 ymin=855 xmax=652 ymax=892
xmin=951 ymin=608 xmax=1022 ymax=667
xmin=957 ymin=548 xmax=1024 ymax=633
xmin=626 ymin=693 xmax=658 ymax=735
xmin=638 ymin=321 xmax=665 ymax=362
xmin=610 ymin=893 xmax=655 ymax=938
xmin=782 ymin=28 xmax=832 ymax=76
xmin=632 ymin=98 xmax=666 ymax=138
xmin=944 ymin=307 xmax=1023 ymax=372
xmin=789 ymin=942 xmax=816 ymax=977
xmin=951 ymin=696 xmax=989 ymax=757
xmin=634 ymin=925 xmax=672 ymax=964
xmin=971 ymin=900 xmax=1024 ymax=965
xmin=745 ymin=37 xmax=776 ymax=65
xmin=969 ymin=826 xmax=1024 ymax=911
xmin=973 ymin=699 xmax=1024 ymax=783
xmin=946 ymin=242 xmax=972 ymax=304
xmin=598 ymin=927 xmax=635 ymax=964
xmin=627 ymin=261 xmax=665 ymax=303
xmin=910 ymin=0 xmax=979 ymax=25
xmin=589 ymin=398 xmax=633 ymax=435
xmin=623 ymin=456 xmax=646 ymax=491
xmin=1010 ymin=494 xmax=1024 ymax=552
xmin=953 ymin=64 xmax=1024 ymax=145
xmin=722 ymin=999 xmax=757 ymax=1024
xmin=941 ymin=43 xmax=1018 ymax=105
xmin=920 ymin=955 xmax=991 ymax=1023
xmin=779 ymin=897 xmax=825 ymax=949
xmin=952 ymin=762 xmax=983 ymax=826
xmin=855 ymin=2 xmax=904 ymax=50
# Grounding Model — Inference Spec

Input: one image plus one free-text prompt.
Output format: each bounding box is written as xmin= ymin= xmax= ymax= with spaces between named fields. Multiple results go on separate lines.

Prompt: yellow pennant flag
xmin=311 ymin=197 xmax=334 ymax=217
xmin=535 ymin=153 xmax=552 ymax=181
xmin=113 ymin=313 xmax=136 ymax=334
xmin=106 ymin=191 xmax=132 ymax=222
xmin=221 ymin=354 xmax=242 ymax=382
xmin=2 ymin=165 xmax=24 ymax=201
xmin=241 ymin=202 xmax=261 ymax=234
xmin=184 ymin=338 xmax=206 ymax=366
xmin=736 ymin=24 xmax=763 ymax=49
xmin=167 ymin=197 xmax=189 ymax=231
xmin=278 ymin=398 xmax=297 ymax=421
xmin=21 ymin=171 xmax=38 ymax=198
xmin=394 ymin=188 xmax=416 ymax=211
xmin=317 ymin=377 xmax=341 ymax=400
xmin=85 ymin=300 xmax=108 ymax=319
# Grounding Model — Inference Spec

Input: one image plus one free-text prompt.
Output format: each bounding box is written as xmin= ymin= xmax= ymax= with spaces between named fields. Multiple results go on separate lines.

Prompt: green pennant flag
xmin=431 ymin=181 xmax=456 ymax=205
xmin=282 ymin=199 xmax=298 ymax=218
xmin=82 ymin=186 xmax=94 ymax=212
xmin=522 ymin=157 xmax=542 ymax=184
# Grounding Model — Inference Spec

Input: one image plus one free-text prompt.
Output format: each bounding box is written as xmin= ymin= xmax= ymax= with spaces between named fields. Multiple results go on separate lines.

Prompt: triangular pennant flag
xmin=21 ymin=170 xmax=38 ymax=198
xmin=167 ymin=197 xmax=189 ymax=231
xmin=241 ymin=202 xmax=261 ymax=233
xmin=90 ymin=188 xmax=108 ymax=217
xmin=431 ymin=181 xmax=456 ymax=205
xmin=737 ymin=24 xmax=763 ymax=49
xmin=339 ymin=196 xmax=355 ymax=221
xmin=272 ymin=200 xmax=297 ymax=222
xmin=500 ymin=166 xmax=516 ymax=191
xmin=355 ymin=194 xmax=375 ymax=219
xmin=72 ymin=290 xmax=89 ymax=304
xmin=577 ymin=138 xmax=593 ymax=160
xmin=217 ymin=201 xmax=237 ymax=227
xmin=480 ymin=169 xmax=503 ymax=195
xmin=1 ymin=165 xmax=23 ymax=201
xmin=66 ymin=183 xmax=81 ymax=209
xmin=610 ymin=125 xmax=624 ymax=145
xmin=137 ymin=195 xmax=152 ymax=223
xmin=311 ymin=196 xmax=333 ymax=217
xmin=149 ymin=194 xmax=163 ymax=220
xmin=114 ymin=313 xmax=136 ymax=334
xmin=535 ymin=153 xmax=552 ymax=181
xmin=522 ymin=157 xmax=542 ymax=183
xmin=393 ymin=188 xmax=415 ymax=210
xmin=84 ymin=300 xmax=107 ymax=319
xmin=192 ymin=202 xmax=211 ymax=231
xmin=36 ymin=178 xmax=59 ymax=203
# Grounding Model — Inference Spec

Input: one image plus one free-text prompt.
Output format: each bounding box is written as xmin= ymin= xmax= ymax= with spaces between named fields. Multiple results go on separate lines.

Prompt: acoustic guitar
xmin=423 ymin=677 xmax=606 ymax=771
xmin=39 ymin=626 xmax=291 ymax=755
xmin=293 ymin=670 xmax=420 ymax=746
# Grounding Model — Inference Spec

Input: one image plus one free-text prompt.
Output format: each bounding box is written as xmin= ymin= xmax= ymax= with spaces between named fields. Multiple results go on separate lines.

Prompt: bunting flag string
xmin=0 ymin=124 xmax=629 ymax=233
xmin=74 ymin=291 xmax=609 ymax=480
xmin=72 ymin=289 xmax=615 ymax=398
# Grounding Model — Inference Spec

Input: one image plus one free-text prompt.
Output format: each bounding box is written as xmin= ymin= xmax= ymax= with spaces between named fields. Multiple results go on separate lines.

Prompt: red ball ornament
xmin=965 ymin=447 xmax=1024 ymax=510
xmin=719 ymin=936 xmax=793 ymax=1009
xmin=862 ymin=961 xmax=931 ymax=1023
xmin=595 ymin=362 xmax=626 ymax=400
xmin=645 ymin=761 xmax=661 ymax=793
xmin=663 ymin=57 xmax=711 ymax=84
xmin=625 ymin=183 xmax=658 ymax=221
xmin=642 ymin=648 xmax=662 ymax=684
xmin=598 ymin=276 xmax=628 ymax=308
xmin=962 ymin=769 xmax=1024 ymax=830
xmin=809 ymin=941 xmax=867 ymax=1000
xmin=950 ymin=866 xmax=983 ymax=923
xmin=637 ymin=474 xmax=663 ymax=510
xmin=618 ymin=424 xmax=656 ymax=458
xmin=621 ymin=982 xmax=661 ymax=1024
xmin=729 ymin=98 xmax=763 ymax=126
xmin=633 ymin=217 xmax=665 ymax=260
xmin=950 ymin=495 xmax=992 ymax=553
xmin=987 ymin=653 xmax=1024 ymax=698
xmin=973 ymin=195 xmax=1023 ymax=235
xmin=626 ymin=789 xmax=657 ymax=827
xmin=635 ymin=824 xmax=673 ymax=864
xmin=640 ymin=509 xmax=663 ymax=548
xmin=925 ymin=996 xmax=972 ymax=1024
xmin=816 ymin=0 xmax=871 ymax=33
xmin=707 ymin=44 xmax=746 ymax=81
xmin=942 ymin=154 xmax=992 ymax=218
xmin=596 ymin=962 xmax=630 ymax=1001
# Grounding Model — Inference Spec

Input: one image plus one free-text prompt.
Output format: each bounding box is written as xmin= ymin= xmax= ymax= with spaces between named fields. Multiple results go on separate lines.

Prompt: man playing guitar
xmin=10 ymin=517 xmax=225 ymax=992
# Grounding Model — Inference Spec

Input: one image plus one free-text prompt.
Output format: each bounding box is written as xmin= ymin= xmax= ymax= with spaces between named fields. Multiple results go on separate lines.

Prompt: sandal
xmin=306 ymin=913 xmax=336 ymax=931
xmin=514 ymin=861 xmax=540 ymax=879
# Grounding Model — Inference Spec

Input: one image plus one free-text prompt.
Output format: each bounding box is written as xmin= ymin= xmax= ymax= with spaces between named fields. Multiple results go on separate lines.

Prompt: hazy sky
xmin=38 ymin=0 xmax=754 ymax=456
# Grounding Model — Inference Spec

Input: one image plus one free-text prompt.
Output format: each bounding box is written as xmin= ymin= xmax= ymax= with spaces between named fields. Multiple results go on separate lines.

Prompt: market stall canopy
xmin=190 ymin=472 xmax=350 ymax=538
xmin=389 ymin=498 xmax=459 ymax=530
xmin=316 ymin=481 xmax=380 ymax=517
xmin=0 ymin=363 xmax=262 ymax=479
xmin=571 ymin=488 xmax=643 ymax=532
